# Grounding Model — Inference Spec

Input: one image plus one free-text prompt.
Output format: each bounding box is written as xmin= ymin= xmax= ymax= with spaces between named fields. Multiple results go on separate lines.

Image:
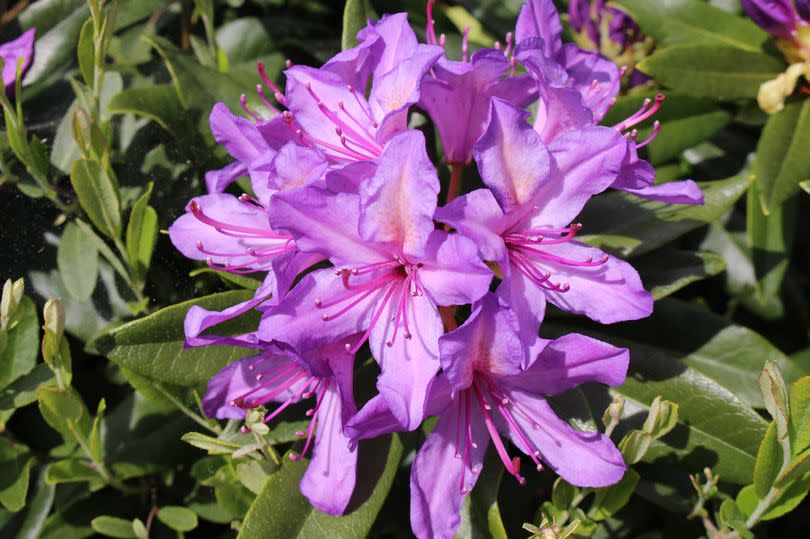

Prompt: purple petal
xmin=618 ymin=179 xmax=705 ymax=205
xmin=168 ymin=193 xmax=274 ymax=267
xmin=514 ymin=0 xmax=563 ymax=58
xmin=439 ymin=294 xmax=523 ymax=392
xmin=535 ymin=241 xmax=653 ymax=324
xmin=267 ymin=248 xmax=324 ymax=304
xmin=258 ymin=267 xmax=385 ymax=353
xmin=323 ymin=24 xmax=384 ymax=89
xmin=201 ymin=349 xmax=302 ymax=419
xmin=741 ymin=0 xmax=797 ymax=38
xmin=497 ymin=273 xmax=548 ymax=367
xmin=474 ymin=98 xmax=553 ymax=216
xmin=209 ymin=103 xmax=268 ymax=164
xmin=368 ymin=289 xmax=444 ymax=430
xmin=268 ymin=187 xmax=386 ymax=266
xmin=1 ymin=28 xmax=35 ymax=90
xmin=417 ymin=230 xmax=493 ymax=307
xmin=434 ymin=189 xmax=510 ymax=264
xmin=300 ymin=384 xmax=358 ymax=515
xmin=500 ymin=333 xmax=629 ymax=394
xmin=496 ymin=389 xmax=626 ymax=487
xmin=559 ymin=44 xmax=621 ymax=121
xmin=255 ymin=142 xmax=328 ymax=192
xmin=368 ymin=12 xmax=420 ymax=81
xmin=325 ymin=160 xmax=378 ymax=193
xmin=410 ymin=398 xmax=488 ymax=539
xmin=205 ymin=162 xmax=247 ymax=194
xmin=796 ymin=0 xmax=810 ymax=21
xmin=370 ymin=44 xmax=443 ymax=143
xmin=358 ymin=130 xmax=439 ymax=259
xmin=528 ymin=126 xmax=627 ymax=228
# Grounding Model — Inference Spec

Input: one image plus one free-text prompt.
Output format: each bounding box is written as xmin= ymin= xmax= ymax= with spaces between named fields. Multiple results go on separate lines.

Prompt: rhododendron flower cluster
xmin=169 ymin=1 xmax=702 ymax=537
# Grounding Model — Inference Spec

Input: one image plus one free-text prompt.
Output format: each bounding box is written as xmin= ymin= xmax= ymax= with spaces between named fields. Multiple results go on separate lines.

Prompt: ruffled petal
xmin=205 ymin=162 xmax=247 ymax=194
xmin=514 ymin=0 xmax=563 ymax=57
xmin=358 ymin=130 xmax=439 ymax=259
xmin=474 ymin=98 xmax=553 ymax=217
xmin=209 ymin=103 xmax=268 ymax=163
xmin=0 ymin=28 xmax=35 ymax=89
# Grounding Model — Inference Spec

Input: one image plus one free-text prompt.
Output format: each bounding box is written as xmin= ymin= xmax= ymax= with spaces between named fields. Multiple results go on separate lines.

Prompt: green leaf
xmin=17 ymin=466 xmax=56 ymax=539
xmin=96 ymin=290 xmax=258 ymax=387
xmin=800 ymin=179 xmax=810 ymax=194
xmin=590 ymin=469 xmax=640 ymax=521
xmin=642 ymin=397 xmax=679 ymax=440
xmin=634 ymin=249 xmax=726 ymax=301
xmin=125 ymin=183 xmax=158 ymax=281
xmin=619 ymin=430 xmax=652 ymax=464
xmin=45 ymin=459 xmax=103 ymax=484
xmin=737 ymin=475 xmax=810 ymax=521
xmin=610 ymin=0 xmax=769 ymax=52
xmin=157 ymin=506 xmax=198 ymax=532
xmin=57 ymin=222 xmax=99 ymax=301
xmin=0 ymin=363 xmax=56 ymax=414
xmin=789 ymin=377 xmax=810 ymax=456
xmin=36 ymin=386 xmax=91 ymax=440
xmin=638 ymin=46 xmax=784 ymax=99
xmin=77 ymin=18 xmax=94 ymax=87
xmin=754 ymin=422 xmax=781 ymax=497
xmin=132 ymin=518 xmax=148 ymax=539
xmin=600 ymin=92 xmax=732 ymax=165
xmin=579 ymin=174 xmax=752 ymax=258
xmin=551 ymin=478 xmax=577 ymax=510
xmin=238 ymin=435 xmax=403 ymax=539
xmin=106 ymin=85 xmax=192 ymax=137
xmin=0 ymin=296 xmax=40 ymax=390
xmin=91 ymin=516 xmax=136 ymax=538
xmin=747 ymin=180 xmax=796 ymax=307
xmin=718 ymin=499 xmax=753 ymax=539
xmin=0 ymin=436 xmax=32 ymax=512
xmin=775 ymin=449 xmax=810 ymax=488
xmin=69 ymin=159 xmax=121 ymax=240
xmin=760 ymin=361 xmax=789 ymax=441
xmin=342 ymin=0 xmax=376 ymax=51
xmin=755 ymin=99 xmax=810 ymax=213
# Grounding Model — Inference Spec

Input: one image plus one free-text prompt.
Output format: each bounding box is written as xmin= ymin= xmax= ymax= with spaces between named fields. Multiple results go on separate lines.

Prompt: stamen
xmin=635 ymin=120 xmax=661 ymax=149
xmin=462 ymin=26 xmax=471 ymax=63
xmin=256 ymin=84 xmax=281 ymax=116
xmin=188 ymin=200 xmax=289 ymax=239
xmin=472 ymin=381 xmax=525 ymax=485
xmin=256 ymin=61 xmax=287 ymax=105
xmin=504 ymin=32 xmax=514 ymax=58
xmin=240 ymin=94 xmax=261 ymax=122
xmin=613 ymin=93 xmax=665 ymax=131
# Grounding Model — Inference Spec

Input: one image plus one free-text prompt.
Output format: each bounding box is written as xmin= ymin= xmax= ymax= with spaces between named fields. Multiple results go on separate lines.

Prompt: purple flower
xmin=741 ymin=0 xmax=804 ymax=39
xmin=437 ymin=98 xmax=653 ymax=359
xmin=512 ymin=30 xmax=703 ymax=205
xmin=347 ymin=293 xmax=628 ymax=539
xmin=569 ymin=0 xmax=642 ymax=51
xmin=1 ymin=28 xmax=35 ymax=92
xmin=203 ymin=337 xmax=360 ymax=515
xmin=258 ymin=130 xmax=493 ymax=430
xmin=417 ymin=0 xmax=537 ymax=165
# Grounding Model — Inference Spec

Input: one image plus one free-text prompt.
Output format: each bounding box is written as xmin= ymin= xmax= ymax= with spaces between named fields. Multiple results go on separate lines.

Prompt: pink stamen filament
xmin=472 ymin=381 xmax=526 ymax=485
xmin=349 ymin=282 xmax=399 ymax=354
xmin=426 ymin=0 xmax=439 ymax=46
xmin=256 ymin=61 xmax=287 ymax=106
xmin=240 ymin=94 xmax=261 ymax=122
xmin=235 ymin=367 xmax=308 ymax=408
xmin=613 ymin=93 xmax=665 ymax=132
xmin=317 ymin=274 xmax=398 ymax=311
xmin=290 ymin=378 xmax=333 ymax=461
xmin=509 ymin=251 xmax=568 ymax=292
xmin=511 ymin=244 xmax=608 ymax=268
xmin=484 ymin=377 xmax=543 ymax=472
xmin=304 ymin=83 xmax=382 ymax=154
xmin=635 ymin=120 xmax=661 ymax=149
xmin=256 ymin=84 xmax=281 ymax=116
xmin=264 ymin=376 xmax=319 ymax=424
xmin=462 ymin=26 xmax=471 ymax=63
xmin=188 ymin=200 xmax=289 ymax=239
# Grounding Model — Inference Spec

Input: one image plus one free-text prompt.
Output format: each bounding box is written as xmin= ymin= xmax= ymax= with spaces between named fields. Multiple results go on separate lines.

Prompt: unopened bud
xmin=0 ymin=278 xmax=24 ymax=327
xmin=602 ymin=396 xmax=625 ymax=437
xmin=43 ymin=299 xmax=65 ymax=341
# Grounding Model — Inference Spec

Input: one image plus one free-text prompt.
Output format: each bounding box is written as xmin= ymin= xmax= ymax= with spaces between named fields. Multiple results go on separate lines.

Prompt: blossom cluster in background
xmin=169 ymin=1 xmax=701 ymax=536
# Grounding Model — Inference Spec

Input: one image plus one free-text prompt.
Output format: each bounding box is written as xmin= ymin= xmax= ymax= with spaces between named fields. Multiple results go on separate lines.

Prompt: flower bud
xmin=0 ymin=278 xmax=24 ymax=328
xmin=741 ymin=0 xmax=798 ymax=40
xmin=43 ymin=298 xmax=65 ymax=341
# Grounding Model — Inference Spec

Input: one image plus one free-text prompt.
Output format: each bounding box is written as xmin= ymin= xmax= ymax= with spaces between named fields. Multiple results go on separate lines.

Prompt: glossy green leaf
xmin=0 ymin=297 xmax=39 ymax=389
xmin=36 ymin=386 xmax=91 ymax=440
xmin=579 ymin=174 xmax=752 ymax=258
xmin=639 ymin=46 xmax=784 ymax=99
xmin=789 ymin=378 xmax=810 ymax=456
xmin=157 ymin=506 xmax=198 ymax=532
xmin=69 ymin=159 xmax=121 ymax=240
xmin=96 ymin=291 xmax=258 ymax=387
xmin=91 ymin=516 xmax=137 ymax=538
xmin=610 ymin=0 xmax=769 ymax=51
xmin=57 ymin=222 xmax=99 ymax=301
xmin=238 ymin=435 xmax=402 ymax=539
xmin=342 ymin=0 xmax=376 ymax=51
xmin=755 ymin=99 xmax=810 ymax=213
xmin=182 ymin=432 xmax=243 ymax=455
xmin=634 ymin=249 xmax=726 ymax=300
xmin=590 ymin=469 xmax=640 ymax=521
xmin=0 ymin=363 xmax=56 ymax=414
xmin=775 ymin=450 xmax=810 ymax=488
xmin=125 ymin=183 xmax=157 ymax=281
xmin=45 ymin=459 xmax=102 ymax=484
xmin=77 ymin=19 xmax=94 ymax=87
xmin=737 ymin=475 xmax=810 ymax=521
xmin=754 ymin=422 xmax=781 ymax=497
xmin=106 ymin=85 xmax=192 ymax=137
xmin=16 ymin=466 xmax=56 ymax=539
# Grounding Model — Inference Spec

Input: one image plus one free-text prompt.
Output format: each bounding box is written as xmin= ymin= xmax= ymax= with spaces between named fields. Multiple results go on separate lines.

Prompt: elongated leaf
xmin=580 ymin=174 xmax=752 ymax=258
xmin=95 ymin=291 xmax=258 ymax=387
xmin=77 ymin=19 xmax=94 ymax=87
xmin=45 ymin=459 xmax=102 ymax=484
xmin=0 ymin=364 xmax=56 ymax=413
xmin=0 ymin=297 xmax=39 ymax=389
xmin=125 ymin=183 xmax=158 ymax=281
xmin=611 ymin=0 xmax=769 ymax=51
xmin=754 ymin=423 xmax=781 ymax=497
xmin=70 ymin=159 xmax=121 ymax=240
xmin=756 ymin=99 xmax=810 ymax=213
xmin=57 ymin=222 xmax=99 ymax=301
xmin=789 ymin=378 xmax=810 ymax=456
xmin=639 ymin=46 xmax=784 ymax=99
xmin=342 ymin=0 xmax=376 ymax=51
xmin=106 ymin=85 xmax=191 ymax=137
xmin=238 ymin=435 xmax=402 ymax=539
xmin=17 ymin=466 xmax=56 ymax=539
xmin=749 ymin=177 xmax=796 ymax=305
